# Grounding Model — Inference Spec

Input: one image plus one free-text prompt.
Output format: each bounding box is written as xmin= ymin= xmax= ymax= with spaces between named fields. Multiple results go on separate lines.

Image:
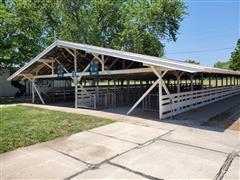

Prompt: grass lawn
xmin=0 ymin=105 xmax=113 ymax=153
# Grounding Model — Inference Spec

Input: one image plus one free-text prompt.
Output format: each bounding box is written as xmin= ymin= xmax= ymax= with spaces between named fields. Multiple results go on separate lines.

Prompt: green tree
xmin=0 ymin=0 xmax=60 ymax=72
xmin=1 ymin=0 xmax=187 ymax=71
xmin=214 ymin=61 xmax=230 ymax=69
xmin=185 ymin=59 xmax=200 ymax=64
xmin=58 ymin=0 xmax=187 ymax=57
xmin=229 ymin=39 xmax=240 ymax=71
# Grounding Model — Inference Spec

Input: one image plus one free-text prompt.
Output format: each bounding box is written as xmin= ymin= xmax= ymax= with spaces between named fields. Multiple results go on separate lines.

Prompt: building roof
xmin=8 ymin=39 xmax=240 ymax=81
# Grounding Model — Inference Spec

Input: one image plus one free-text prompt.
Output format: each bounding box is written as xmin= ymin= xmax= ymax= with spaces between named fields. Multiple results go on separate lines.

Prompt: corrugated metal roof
xmin=7 ymin=39 xmax=240 ymax=80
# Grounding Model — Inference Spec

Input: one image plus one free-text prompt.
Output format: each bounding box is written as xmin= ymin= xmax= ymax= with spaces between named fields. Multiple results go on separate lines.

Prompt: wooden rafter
xmin=108 ymin=58 xmax=118 ymax=70
xmin=64 ymin=48 xmax=75 ymax=57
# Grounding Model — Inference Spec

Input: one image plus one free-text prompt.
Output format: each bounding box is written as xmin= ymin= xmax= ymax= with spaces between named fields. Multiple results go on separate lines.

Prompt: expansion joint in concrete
xmin=119 ymin=120 xmax=174 ymax=131
xmin=108 ymin=161 xmax=163 ymax=180
xmin=214 ymin=151 xmax=239 ymax=180
xmin=64 ymin=130 xmax=173 ymax=179
xmin=158 ymin=138 xmax=229 ymax=155
xmin=53 ymin=149 xmax=92 ymax=166
xmin=87 ymin=130 xmax=139 ymax=145
xmin=136 ymin=130 xmax=174 ymax=149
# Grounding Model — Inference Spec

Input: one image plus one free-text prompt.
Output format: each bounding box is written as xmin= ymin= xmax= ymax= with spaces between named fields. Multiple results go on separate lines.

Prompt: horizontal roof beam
xmin=33 ymin=67 xmax=153 ymax=79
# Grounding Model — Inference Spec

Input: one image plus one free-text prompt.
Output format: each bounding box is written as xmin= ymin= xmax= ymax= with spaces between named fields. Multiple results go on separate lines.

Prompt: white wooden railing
xmin=77 ymin=86 xmax=147 ymax=108
xmin=162 ymin=86 xmax=240 ymax=118
xmin=77 ymin=87 xmax=116 ymax=108
xmin=144 ymin=86 xmax=240 ymax=119
xmin=77 ymin=91 xmax=96 ymax=109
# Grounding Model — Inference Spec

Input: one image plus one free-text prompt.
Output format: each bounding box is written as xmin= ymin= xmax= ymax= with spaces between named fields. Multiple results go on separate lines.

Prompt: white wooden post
xmin=209 ymin=76 xmax=211 ymax=88
xmin=159 ymin=71 xmax=163 ymax=119
xmin=32 ymin=80 xmax=35 ymax=103
xmin=51 ymin=59 xmax=54 ymax=75
xmin=190 ymin=74 xmax=193 ymax=91
xmin=149 ymin=66 xmax=168 ymax=119
xmin=74 ymin=49 xmax=78 ymax=108
xmin=32 ymin=82 xmax=45 ymax=105
xmin=216 ymin=75 xmax=218 ymax=87
xmin=177 ymin=75 xmax=181 ymax=93
xmin=176 ymin=72 xmax=184 ymax=111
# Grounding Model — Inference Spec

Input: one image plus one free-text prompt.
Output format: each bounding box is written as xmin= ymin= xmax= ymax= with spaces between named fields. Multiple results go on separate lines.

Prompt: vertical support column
xmin=51 ymin=59 xmax=54 ymax=75
xmin=209 ymin=75 xmax=211 ymax=88
xmin=101 ymin=55 xmax=105 ymax=71
xmin=201 ymin=73 xmax=204 ymax=90
xmin=216 ymin=75 xmax=218 ymax=87
xmin=176 ymin=72 xmax=183 ymax=111
xmin=74 ymin=49 xmax=78 ymax=108
xmin=32 ymin=80 xmax=35 ymax=103
xmin=190 ymin=74 xmax=193 ymax=91
xmin=221 ymin=76 xmax=223 ymax=87
xmin=97 ymin=78 xmax=99 ymax=101
xmin=177 ymin=75 xmax=181 ymax=94
xmin=159 ymin=71 xmax=163 ymax=120
xmin=31 ymin=79 xmax=45 ymax=105
xmin=127 ymin=79 xmax=130 ymax=104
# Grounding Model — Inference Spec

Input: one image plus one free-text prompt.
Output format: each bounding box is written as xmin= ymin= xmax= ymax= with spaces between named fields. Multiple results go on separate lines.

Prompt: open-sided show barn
xmin=8 ymin=40 xmax=240 ymax=119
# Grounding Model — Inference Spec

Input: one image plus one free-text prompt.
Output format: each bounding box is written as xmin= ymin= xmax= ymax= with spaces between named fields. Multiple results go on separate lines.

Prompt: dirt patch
xmin=202 ymin=103 xmax=240 ymax=131
xmin=228 ymin=118 xmax=240 ymax=131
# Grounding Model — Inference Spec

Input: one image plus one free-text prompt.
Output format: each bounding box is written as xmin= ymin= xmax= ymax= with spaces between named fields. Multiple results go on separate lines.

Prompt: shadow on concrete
xmin=45 ymin=94 xmax=240 ymax=133
xmin=0 ymin=96 xmax=31 ymax=105
xmin=101 ymin=94 xmax=240 ymax=133
xmin=164 ymin=94 xmax=240 ymax=132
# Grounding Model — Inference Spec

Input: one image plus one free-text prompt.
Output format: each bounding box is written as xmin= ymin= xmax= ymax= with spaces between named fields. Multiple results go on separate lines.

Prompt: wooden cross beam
xmin=127 ymin=66 xmax=168 ymax=116
xmin=64 ymin=48 xmax=75 ymax=57
xmin=23 ymin=76 xmax=45 ymax=105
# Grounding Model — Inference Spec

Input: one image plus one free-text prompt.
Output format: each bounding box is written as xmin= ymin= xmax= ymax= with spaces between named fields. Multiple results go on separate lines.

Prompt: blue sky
xmin=164 ymin=0 xmax=239 ymax=67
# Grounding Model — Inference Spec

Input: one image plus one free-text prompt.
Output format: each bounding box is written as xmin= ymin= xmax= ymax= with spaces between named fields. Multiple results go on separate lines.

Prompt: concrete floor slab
xmin=47 ymin=131 xmax=136 ymax=164
xmin=223 ymin=157 xmax=240 ymax=179
xmin=1 ymin=146 xmax=87 ymax=179
xmin=72 ymin=164 xmax=146 ymax=179
xmin=161 ymin=127 xmax=240 ymax=153
xmin=111 ymin=140 xmax=227 ymax=179
xmin=90 ymin=122 xmax=169 ymax=144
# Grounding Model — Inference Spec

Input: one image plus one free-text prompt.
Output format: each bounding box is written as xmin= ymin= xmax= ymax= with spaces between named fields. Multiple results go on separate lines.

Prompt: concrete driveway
xmin=1 ymin=105 xmax=240 ymax=179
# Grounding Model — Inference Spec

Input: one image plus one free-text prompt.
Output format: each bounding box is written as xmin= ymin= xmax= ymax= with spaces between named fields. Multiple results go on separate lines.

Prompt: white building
xmin=0 ymin=69 xmax=18 ymax=97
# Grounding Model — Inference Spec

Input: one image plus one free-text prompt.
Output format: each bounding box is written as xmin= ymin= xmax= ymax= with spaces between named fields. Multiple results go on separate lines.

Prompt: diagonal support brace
xmin=127 ymin=66 xmax=167 ymax=115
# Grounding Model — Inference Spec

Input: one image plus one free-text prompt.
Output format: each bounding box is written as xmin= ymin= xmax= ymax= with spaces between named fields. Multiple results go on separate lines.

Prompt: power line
xmin=180 ymin=27 xmax=238 ymax=36
xmin=167 ymin=47 xmax=235 ymax=54
xmin=185 ymin=0 xmax=239 ymax=3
